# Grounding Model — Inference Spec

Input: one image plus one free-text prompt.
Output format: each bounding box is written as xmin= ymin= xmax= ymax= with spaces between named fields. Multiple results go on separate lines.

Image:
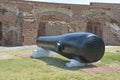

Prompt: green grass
xmin=0 ymin=47 xmax=120 ymax=80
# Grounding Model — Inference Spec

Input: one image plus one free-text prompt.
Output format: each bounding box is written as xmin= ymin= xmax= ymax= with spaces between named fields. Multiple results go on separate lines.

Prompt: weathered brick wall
xmin=0 ymin=0 xmax=120 ymax=46
xmin=0 ymin=1 xmax=22 ymax=46
xmin=17 ymin=2 xmax=38 ymax=45
xmin=22 ymin=21 xmax=38 ymax=45
xmin=103 ymin=22 xmax=120 ymax=45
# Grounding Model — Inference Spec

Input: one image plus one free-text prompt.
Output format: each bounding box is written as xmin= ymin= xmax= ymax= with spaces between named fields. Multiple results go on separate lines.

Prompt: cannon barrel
xmin=36 ymin=32 xmax=105 ymax=63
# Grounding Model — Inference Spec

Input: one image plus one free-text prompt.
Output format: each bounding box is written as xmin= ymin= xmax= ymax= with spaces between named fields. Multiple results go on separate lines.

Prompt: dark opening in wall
xmin=37 ymin=22 xmax=46 ymax=37
xmin=87 ymin=21 xmax=103 ymax=38
xmin=0 ymin=22 xmax=2 ymax=40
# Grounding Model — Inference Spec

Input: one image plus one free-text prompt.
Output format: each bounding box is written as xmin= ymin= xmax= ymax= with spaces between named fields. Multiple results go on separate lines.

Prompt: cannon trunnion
xmin=36 ymin=32 xmax=105 ymax=63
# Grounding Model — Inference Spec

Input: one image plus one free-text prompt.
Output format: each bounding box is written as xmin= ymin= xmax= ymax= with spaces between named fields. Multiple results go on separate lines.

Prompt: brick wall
xmin=0 ymin=0 xmax=120 ymax=46
xmin=22 ymin=21 xmax=38 ymax=45
xmin=103 ymin=22 xmax=120 ymax=45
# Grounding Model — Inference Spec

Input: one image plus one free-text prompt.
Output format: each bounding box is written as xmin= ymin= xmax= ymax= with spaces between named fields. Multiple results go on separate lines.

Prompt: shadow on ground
xmin=35 ymin=57 xmax=96 ymax=71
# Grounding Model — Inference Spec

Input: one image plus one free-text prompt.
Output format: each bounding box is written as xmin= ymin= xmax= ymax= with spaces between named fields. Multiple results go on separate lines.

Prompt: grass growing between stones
xmin=0 ymin=47 xmax=120 ymax=80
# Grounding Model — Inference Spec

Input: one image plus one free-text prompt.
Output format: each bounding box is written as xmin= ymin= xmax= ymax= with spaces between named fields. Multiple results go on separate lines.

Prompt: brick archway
xmin=38 ymin=11 xmax=71 ymax=36
xmin=4 ymin=30 xmax=17 ymax=46
xmin=38 ymin=21 xmax=69 ymax=36
xmin=39 ymin=11 xmax=71 ymax=22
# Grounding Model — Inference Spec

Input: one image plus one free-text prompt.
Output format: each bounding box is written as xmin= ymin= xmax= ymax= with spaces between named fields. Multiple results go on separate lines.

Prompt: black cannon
xmin=36 ymin=32 xmax=105 ymax=63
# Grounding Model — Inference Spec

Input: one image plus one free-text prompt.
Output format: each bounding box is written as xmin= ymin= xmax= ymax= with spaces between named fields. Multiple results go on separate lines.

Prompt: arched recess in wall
xmin=0 ymin=22 xmax=3 ymax=45
xmin=37 ymin=11 xmax=71 ymax=36
xmin=86 ymin=21 xmax=103 ymax=38
xmin=4 ymin=30 xmax=17 ymax=46
xmin=39 ymin=11 xmax=71 ymax=22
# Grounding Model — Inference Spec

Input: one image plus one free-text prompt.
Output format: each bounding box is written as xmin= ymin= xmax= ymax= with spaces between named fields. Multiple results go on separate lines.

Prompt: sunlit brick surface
xmin=16 ymin=52 xmax=32 ymax=58
xmin=81 ymin=66 xmax=120 ymax=73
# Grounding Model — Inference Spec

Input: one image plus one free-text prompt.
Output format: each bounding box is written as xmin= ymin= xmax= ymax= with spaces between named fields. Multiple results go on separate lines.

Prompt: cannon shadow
xmin=35 ymin=56 xmax=96 ymax=71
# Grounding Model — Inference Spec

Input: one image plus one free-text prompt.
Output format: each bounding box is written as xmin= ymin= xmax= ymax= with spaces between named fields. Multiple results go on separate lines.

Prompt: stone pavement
xmin=0 ymin=45 xmax=38 ymax=51
xmin=0 ymin=45 xmax=38 ymax=59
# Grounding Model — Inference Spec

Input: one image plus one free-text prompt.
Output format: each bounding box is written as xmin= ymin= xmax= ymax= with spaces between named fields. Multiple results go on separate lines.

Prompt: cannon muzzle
xmin=36 ymin=32 xmax=105 ymax=63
